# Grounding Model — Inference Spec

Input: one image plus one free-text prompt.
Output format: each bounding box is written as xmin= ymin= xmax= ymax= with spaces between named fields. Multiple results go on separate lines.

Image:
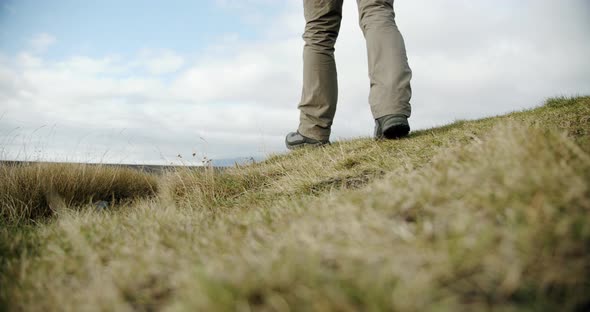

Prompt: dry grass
xmin=1 ymin=96 xmax=589 ymax=311
xmin=0 ymin=163 xmax=159 ymax=224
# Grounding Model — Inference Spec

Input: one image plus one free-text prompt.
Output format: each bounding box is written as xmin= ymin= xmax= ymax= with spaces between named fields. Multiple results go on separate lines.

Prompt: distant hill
xmin=211 ymin=156 xmax=261 ymax=167
xmin=0 ymin=156 xmax=264 ymax=173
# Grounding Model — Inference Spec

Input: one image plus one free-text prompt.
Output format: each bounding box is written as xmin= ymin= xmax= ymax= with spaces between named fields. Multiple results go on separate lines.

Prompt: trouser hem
xmin=297 ymin=126 xmax=330 ymax=142
xmin=372 ymin=106 xmax=411 ymax=120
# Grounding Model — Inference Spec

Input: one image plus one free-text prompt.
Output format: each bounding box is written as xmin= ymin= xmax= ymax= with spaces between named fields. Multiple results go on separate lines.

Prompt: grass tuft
xmin=544 ymin=95 xmax=585 ymax=108
xmin=0 ymin=163 xmax=158 ymax=224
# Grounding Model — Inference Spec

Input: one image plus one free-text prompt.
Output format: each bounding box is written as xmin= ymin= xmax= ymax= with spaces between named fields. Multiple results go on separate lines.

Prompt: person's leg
xmin=297 ymin=0 xmax=344 ymax=142
xmin=357 ymin=0 xmax=412 ymax=121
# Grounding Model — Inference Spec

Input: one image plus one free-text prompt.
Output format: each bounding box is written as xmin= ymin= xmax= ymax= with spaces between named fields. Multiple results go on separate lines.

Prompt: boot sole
xmin=286 ymin=141 xmax=328 ymax=150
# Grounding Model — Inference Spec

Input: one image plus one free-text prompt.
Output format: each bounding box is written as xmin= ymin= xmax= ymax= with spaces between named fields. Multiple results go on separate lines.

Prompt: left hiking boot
xmin=285 ymin=132 xmax=329 ymax=150
xmin=374 ymin=114 xmax=410 ymax=140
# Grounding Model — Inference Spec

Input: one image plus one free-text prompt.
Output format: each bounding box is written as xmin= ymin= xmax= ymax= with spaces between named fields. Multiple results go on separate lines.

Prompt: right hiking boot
xmin=285 ymin=132 xmax=329 ymax=150
xmin=374 ymin=114 xmax=410 ymax=140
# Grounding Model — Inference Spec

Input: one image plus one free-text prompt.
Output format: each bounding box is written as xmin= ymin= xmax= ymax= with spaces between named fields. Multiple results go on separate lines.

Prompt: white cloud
xmin=138 ymin=49 xmax=185 ymax=75
xmin=55 ymin=55 xmax=123 ymax=75
xmin=215 ymin=0 xmax=281 ymax=9
xmin=28 ymin=33 xmax=56 ymax=53
xmin=394 ymin=0 xmax=590 ymax=125
xmin=1 ymin=0 xmax=589 ymax=164
xmin=17 ymin=52 xmax=42 ymax=68
xmin=170 ymin=39 xmax=300 ymax=106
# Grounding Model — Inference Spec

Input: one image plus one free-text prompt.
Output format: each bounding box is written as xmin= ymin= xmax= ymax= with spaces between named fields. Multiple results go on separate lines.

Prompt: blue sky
xmin=1 ymin=0 xmax=589 ymax=165
xmin=0 ymin=0 xmax=280 ymax=58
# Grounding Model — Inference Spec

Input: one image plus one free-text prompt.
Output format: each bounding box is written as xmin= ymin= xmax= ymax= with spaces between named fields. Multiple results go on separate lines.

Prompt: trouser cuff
xmin=297 ymin=125 xmax=331 ymax=142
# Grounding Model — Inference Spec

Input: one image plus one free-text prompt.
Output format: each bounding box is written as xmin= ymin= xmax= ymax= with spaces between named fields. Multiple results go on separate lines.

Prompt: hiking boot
xmin=374 ymin=114 xmax=410 ymax=140
xmin=285 ymin=132 xmax=329 ymax=150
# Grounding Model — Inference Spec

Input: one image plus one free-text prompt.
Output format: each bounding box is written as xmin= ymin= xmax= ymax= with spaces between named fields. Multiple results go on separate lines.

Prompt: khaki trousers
xmin=298 ymin=0 xmax=412 ymax=141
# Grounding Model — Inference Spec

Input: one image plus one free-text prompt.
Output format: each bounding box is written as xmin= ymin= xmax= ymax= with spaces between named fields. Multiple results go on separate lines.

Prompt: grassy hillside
xmin=1 ymin=96 xmax=589 ymax=311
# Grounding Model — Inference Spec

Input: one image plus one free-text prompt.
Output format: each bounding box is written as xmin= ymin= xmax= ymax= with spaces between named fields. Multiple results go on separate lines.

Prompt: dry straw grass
xmin=1 ymin=96 xmax=589 ymax=311
xmin=0 ymin=163 xmax=158 ymax=223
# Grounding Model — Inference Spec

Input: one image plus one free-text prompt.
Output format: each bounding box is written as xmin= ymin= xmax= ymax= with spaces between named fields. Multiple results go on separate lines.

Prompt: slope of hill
xmin=1 ymin=96 xmax=589 ymax=311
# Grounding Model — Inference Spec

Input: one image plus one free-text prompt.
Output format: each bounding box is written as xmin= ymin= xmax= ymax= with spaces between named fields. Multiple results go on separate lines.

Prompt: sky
xmin=1 ymin=0 xmax=589 ymax=165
